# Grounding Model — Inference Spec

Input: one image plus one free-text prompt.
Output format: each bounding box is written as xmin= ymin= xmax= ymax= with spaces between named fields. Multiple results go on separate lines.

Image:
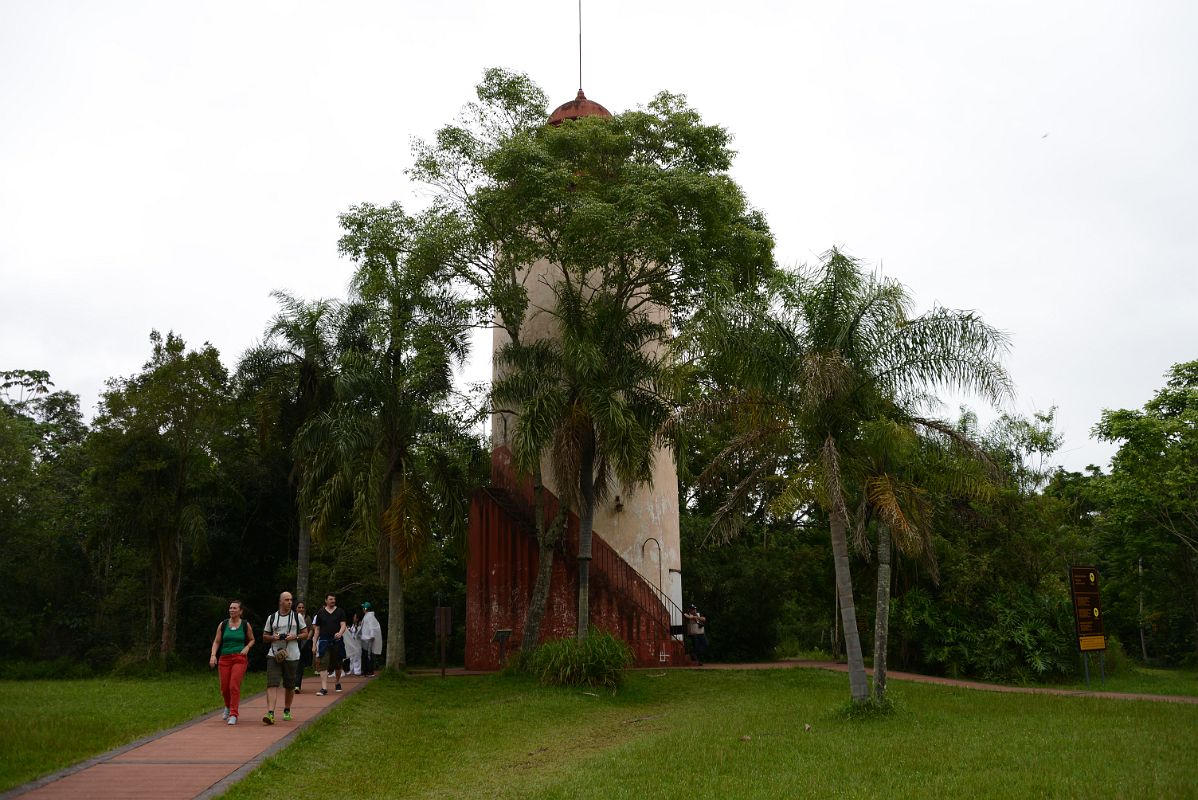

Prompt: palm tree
xmin=237 ymin=292 xmax=338 ymax=607
xmin=491 ymin=336 xmax=568 ymax=651
xmin=298 ymin=204 xmax=477 ymax=670
xmin=495 ymin=285 xmax=675 ymax=640
xmin=699 ymin=248 xmax=1011 ymax=703
xmin=855 ymin=414 xmax=996 ymax=702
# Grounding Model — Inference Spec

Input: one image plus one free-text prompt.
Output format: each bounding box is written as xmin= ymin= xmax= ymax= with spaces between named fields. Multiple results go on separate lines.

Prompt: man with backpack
xmin=262 ymin=591 xmax=308 ymax=724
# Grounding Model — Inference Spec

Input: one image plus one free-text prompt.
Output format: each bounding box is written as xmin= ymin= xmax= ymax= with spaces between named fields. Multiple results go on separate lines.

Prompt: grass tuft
xmin=522 ymin=629 xmax=633 ymax=690
xmin=840 ymin=692 xmax=903 ymax=721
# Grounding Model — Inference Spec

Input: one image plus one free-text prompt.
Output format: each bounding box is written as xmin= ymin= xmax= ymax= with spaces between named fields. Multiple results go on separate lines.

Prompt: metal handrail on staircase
xmin=481 ymin=479 xmax=679 ymax=651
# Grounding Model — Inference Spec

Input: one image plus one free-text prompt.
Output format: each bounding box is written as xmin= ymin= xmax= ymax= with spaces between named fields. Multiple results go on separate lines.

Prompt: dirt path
xmin=694 ymin=659 xmax=1198 ymax=704
xmin=419 ymin=659 xmax=1198 ymax=704
xmin=5 ymin=674 xmax=372 ymax=799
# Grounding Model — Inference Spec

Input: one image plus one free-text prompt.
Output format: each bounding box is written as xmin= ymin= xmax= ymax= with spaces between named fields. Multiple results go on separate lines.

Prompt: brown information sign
xmin=1069 ymin=566 xmax=1106 ymax=652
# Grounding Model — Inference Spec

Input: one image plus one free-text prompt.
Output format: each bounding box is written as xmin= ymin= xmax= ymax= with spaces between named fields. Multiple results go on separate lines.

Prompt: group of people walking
xmin=209 ymin=591 xmax=382 ymax=726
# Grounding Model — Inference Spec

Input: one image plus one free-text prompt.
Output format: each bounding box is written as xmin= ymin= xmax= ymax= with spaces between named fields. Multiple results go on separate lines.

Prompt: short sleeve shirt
xmin=314 ymin=606 xmax=347 ymax=641
xmin=264 ymin=611 xmax=308 ymax=661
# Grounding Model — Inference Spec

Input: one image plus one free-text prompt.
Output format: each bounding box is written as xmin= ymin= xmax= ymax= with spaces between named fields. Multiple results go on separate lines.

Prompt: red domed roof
xmin=548 ymin=89 xmax=612 ymax=126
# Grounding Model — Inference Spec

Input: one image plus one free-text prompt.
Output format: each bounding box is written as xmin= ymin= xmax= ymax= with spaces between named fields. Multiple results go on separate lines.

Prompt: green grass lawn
xmin=1059 ymin=663 xmax=1198 ymax=697
xmin=225 ymin=668 xmax=1197 ymax=800
xmin=0 ymin=671 xmax=265 ymax=792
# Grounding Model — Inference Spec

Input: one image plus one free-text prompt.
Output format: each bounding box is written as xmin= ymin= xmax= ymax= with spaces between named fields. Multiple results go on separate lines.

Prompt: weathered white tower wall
xmin=491 ymin=258 xmax=684 ymax=614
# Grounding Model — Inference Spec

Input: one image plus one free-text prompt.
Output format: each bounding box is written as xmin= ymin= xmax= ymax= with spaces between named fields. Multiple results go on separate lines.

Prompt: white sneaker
xmin=222 ymin=707 xmax=230 ymax=721
xmin=227 ymin=716 xmax=237 ymax=726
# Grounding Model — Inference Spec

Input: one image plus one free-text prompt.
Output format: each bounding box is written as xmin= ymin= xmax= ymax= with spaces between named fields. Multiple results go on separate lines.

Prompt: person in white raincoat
xmin=343 ymin=611 xmax=363 ymax=675
xmin=359 ymin=602 xmax=383 ymax=676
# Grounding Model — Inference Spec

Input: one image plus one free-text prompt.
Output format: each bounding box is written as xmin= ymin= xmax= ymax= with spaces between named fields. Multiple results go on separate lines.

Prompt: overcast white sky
xmin=2 ymin=1 xmax=1195 ymax=473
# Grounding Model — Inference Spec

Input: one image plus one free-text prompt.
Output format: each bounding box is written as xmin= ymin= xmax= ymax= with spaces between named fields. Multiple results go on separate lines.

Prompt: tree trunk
xmin=832 ymin=589 xmax=841 ymax=662
xmin=576 ymin=433 xmax=596 ymax=641
xmin=157 ymin=532 xmax=183 ymax=659
xmin=386 ymin=531 xmax=406 ymax=670
xmin=146 ymin=569 xmax=160 ymax=660
xmin=1137 ymin=556 xmax=1149 ymax=662
xmin=296 ymin=512 xmax=311 ymax=606
xmin=521 ymin=468 xmax=560 ymax=651
xmin=384 ymin=472 xmax=406 ymax=671
xmin=873 ymin=525 xmax=892 ymax=703
xmin=829 ymin=503 xmax=869 ymax=703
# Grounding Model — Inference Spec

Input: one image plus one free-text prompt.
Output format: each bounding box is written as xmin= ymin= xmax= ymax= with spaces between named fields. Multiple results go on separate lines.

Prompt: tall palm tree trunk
xmin=157 ymin=530 xmax=183 ymax=659
xmin=829 ymin=505 xmax=870 ymax=702
xmin=387 ymin=531 xmax=406 ymax=670
xmin=296 ymin=513 xmax=311 ymax=605
xmin=382 ymin=471 xmax=406 ymax=671
xmin=522 ymin=469 xmax=559 ymax=651
xmin=873 ymin=525 xmax=892 ymax=703
xmin=576 ymin=435 xmax=596 ymax=641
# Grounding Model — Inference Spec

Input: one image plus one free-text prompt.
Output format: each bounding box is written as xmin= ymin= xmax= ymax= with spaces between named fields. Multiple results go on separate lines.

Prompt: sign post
xmin=1069 ymin=566 xmax=1106 ymax=688
xmin=434 ymin=606 xmax=453 ymax=678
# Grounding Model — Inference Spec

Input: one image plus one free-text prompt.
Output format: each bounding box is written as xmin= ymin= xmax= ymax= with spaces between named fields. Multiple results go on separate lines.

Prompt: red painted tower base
xmin=465 ymin=448 xmax=687 ymax=671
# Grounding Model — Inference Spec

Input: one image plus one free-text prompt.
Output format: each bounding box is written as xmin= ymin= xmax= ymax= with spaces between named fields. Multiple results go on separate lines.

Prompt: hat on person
xmin=362 ymin=601 xmax=372 ymax=610
xmin=687 ymin=603 xmax=697 ymax=610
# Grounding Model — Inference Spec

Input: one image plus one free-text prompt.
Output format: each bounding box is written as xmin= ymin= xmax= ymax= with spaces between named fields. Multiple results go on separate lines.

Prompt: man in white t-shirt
xmin=262 ymin=591 xmax=308 ymax=724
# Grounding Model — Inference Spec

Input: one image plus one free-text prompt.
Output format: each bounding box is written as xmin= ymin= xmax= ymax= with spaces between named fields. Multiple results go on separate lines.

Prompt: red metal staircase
xmin=465 ymin=449 xmax=689 ymax=670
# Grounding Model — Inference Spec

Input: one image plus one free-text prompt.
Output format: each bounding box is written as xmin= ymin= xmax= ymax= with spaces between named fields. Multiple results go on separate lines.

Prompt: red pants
xmin=218 ymin=654 xmax=248 ymax=717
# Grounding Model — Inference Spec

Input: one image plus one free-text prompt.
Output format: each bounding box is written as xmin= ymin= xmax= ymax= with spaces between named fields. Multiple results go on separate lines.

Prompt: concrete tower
xmin=491 ymin=89 xmax=684 ymax=615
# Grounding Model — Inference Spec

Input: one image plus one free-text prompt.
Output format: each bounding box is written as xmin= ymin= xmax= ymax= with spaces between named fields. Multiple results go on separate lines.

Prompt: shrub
xmin=524 ymin=630 xmax=633 ymax=690
xmin=84 ymin=643 xmax=124 ymax=673
xmin=1087 ymin=634 xmax=1131 ymax=678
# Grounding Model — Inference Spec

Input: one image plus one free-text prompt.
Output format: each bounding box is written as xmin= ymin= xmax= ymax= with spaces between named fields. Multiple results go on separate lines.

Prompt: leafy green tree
xmin=299 ymin=204 xmax=481 ymax=670
xmin=238 ymin=292 xmax=339 ymax=606
xmin=0 ymin=371 xmax=95 ymax=660
xmin=698 ymin=250 xmax=1011 ymax=702
xmin=420 ymin=70 xmax=773 ymax=642
xmin=892 ymin=409 xmax=1089 ymax=682
xmin=1094 ymin=361 xmax=1198 ymax=662
xmin=88 ymin=332 xmax=230 ymax=658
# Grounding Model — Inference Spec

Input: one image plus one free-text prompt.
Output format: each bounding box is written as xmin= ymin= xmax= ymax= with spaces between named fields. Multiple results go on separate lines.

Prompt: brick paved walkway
xmin=6 ymin=674 xmax=371 ymax=799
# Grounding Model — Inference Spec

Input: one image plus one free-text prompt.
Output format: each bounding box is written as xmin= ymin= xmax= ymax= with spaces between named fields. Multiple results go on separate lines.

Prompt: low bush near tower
xmin=523 ymin=630 xmax=633 ymax=690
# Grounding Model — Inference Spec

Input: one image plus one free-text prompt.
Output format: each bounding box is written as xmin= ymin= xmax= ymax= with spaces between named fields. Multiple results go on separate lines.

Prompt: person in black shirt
xmin=313 ymin=592 xmax=347 ymax=695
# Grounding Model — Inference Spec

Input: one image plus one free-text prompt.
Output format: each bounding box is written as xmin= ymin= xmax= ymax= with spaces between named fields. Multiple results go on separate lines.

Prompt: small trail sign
xmin=1069 ymin=566 xmax=1106 ymax=652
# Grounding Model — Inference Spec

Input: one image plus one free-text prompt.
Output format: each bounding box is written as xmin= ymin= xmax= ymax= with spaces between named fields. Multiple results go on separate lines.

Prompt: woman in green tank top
xmin=209 ymin=600 xmax=255 ymax=725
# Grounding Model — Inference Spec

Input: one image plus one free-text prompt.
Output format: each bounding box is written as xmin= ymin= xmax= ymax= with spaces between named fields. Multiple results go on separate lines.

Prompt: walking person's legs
xmin=360 ymin=639 xmax=373 ymax=676
xmin=296 ymin=644 xmax=309 ymax=692
xmin=317 ymin=638 xmax=331 ymax=695
xmin=282 ymin=661 xmax=297 ymax=721
xmin=227 ymin=654 xmax=247 ymax=719
xmin=264 ymin=657 xmax=282 ymax=724
xmin=218 ymin=656 xmax=233 ymax=715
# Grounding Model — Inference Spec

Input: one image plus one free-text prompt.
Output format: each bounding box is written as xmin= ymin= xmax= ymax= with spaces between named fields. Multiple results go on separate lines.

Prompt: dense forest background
xmin=2 ymin=70 xmax=1194 ymax=681
xmin=4 ymin=353 xmax=1194 ymax=679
